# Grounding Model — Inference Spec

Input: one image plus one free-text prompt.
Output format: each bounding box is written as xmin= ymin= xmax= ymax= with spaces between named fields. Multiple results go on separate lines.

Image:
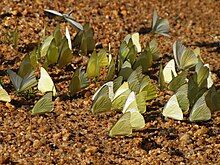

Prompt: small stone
xmin=180 ymin=133 xmax=190 ymax=145
xmin=194 ymin=127 xmax=208 ymax=137
xmin=85 ymin=146 xmax=98 ymax=155
xmin=33 ymin=139 xmax=42 ymax=148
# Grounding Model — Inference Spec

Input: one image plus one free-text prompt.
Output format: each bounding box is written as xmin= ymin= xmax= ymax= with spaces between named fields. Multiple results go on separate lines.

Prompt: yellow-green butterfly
xmin=173 ymin=40 xmax=198 ymax=70
xmin=73 ymin=23 xmax=95 ymax=55
xmin=206 ymin=86 xmax=220 ymax=112
xmin=122 ymin=92 xmax=139 ymax=113
xmin=109 ymin=111 xmax=145 ymax=137
xmin=168 ymin=71 xmax=188 ymax=92
xmin=106 ymin=53 xmax=116 ymax=81
xmin=7 ymin=69 xmax=37 ymax=93
xmin=91 ymin=81 xmax=114 ymax=114
xmin=86 ymin=49 xmax=108 ymax=78
xmin=127 ymin=66 xmax=144 ymax=93
xmin=69 ymin=68 xmax=89 ymax=96
xmin=31 ymin=92 xmax=53 ymax=115
xmin=147 ymin=39 xmax=160 ymax=60
xmin=18 ymin=54 xmax=35 ymax=78
xmin=42 ymin=25 xmax=73 ymax=68
xmin=38 ymin=67 xmax=56 ymax=96
xmin=163 ymin=59 xmax=177 ymax=84
xmin=195 ymin=62 xmax=213 ymax=89
xmin=118 ymin=61 xmax=133 ymax=80
xmin=0 ymin=84 xmax=11 ymax=102
xmin=189 ymin=92 xmax=211 ymax=122
xmin=133 ymin=49 xmax=153 ymax=73
xmin=151 ymin=10 xmax=169 ymax=37
xmin=109 ymin=112 xmax=132 ymax=137
xmin=109 ymin=95 xmax=145 ymax=137
xmin=162 ymin=94 xmax=184 ymax=120
xmin=112 ymin=82 xmax=131 ymax=111
xmin=124 ymin=33 xmax=141 ymax=53
xmin=41 ymin=35 xmax=54 ymax=57
xmin=139 ymin=76 xmax=157 ymax=101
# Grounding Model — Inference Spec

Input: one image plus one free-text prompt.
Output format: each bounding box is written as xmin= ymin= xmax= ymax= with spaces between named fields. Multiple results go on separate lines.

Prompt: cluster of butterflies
xmin=1 ymin=63 xmax=90 ymax=115
xmin=161 ymin=40 xmax=220 ymax=122
xmin=91 ymin=66 xmax=157 ymax=137
xmin=44 ymin=9 xmax=95 ymax=56
xmin=0 ymin=17 xmax=95 ymax=114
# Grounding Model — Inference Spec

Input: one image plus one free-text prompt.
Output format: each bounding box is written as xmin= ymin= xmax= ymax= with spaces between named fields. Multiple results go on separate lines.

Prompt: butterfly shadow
xmin=138 ymin=27 xmax=152 ymax=35
xmin=18 ymin=42 xmax=38 ymax=53
xmin=191 ymin=41 xmax=220 ymax=53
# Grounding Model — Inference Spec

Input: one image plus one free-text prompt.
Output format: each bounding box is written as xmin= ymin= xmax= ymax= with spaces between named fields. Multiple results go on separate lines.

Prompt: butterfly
xmin=44 ymin=9 xmax=83 ymax=31
xmin=7 ymin=69 xmax=37 ymax=93
xmin=106 ymin=53 xmax=116 ymax=81
xmin=69 ymin=68 xmax=89 ymax=96
xmin=151 ymin=10 xmax=169 ymax=36
xmin=73 ymin=23 xmax=95 ymax=55
xmin=162 ymin=94 xmax=184 ymax=121
xmin=31 ymin=92 xmax=53 ymax=115
xmin=38 ymin=67 xmax=56 ymax=96
xmin=86 ymin=49 xmax=108 ymax=78
xmin=124 ymin=33 xmax=141 ymax=53
xmin=173 ymin=40 xmax=198 ymax=70
xmin=0 ymin=84 xmax=11 ymax=102
xmin=91 ymin=81 xmax=114 ymax=114
xmin=189 ymin=92 xmax=211 ymax=122
xmin=109 ymin=92 xmax=145 ymax=137
xmin=112 ymin=82 xmax=131 ymax=111
xmin=162 ymin=59 xmax=177 ymax=84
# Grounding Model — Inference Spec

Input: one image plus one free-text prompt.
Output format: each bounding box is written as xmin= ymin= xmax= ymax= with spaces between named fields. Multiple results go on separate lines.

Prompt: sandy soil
xmin=0 ymin=0 xmax=220 ymax=164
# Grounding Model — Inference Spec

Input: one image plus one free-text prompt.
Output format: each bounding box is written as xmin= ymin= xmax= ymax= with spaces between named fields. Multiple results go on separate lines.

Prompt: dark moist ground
xmin=0 ymin=0 xmax=220 ymax=164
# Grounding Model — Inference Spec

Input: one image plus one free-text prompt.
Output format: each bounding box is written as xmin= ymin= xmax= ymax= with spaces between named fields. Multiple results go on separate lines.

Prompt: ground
xmin=0 ymin=0 xmax=220 ymax=164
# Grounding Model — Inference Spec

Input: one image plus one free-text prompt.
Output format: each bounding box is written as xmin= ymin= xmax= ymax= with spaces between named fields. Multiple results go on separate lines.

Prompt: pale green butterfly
xmin=106 ymin=53 xmax=116 ymax=81
xmin=162 ymin=94 xmax=184 ymax=120
xmin=69 ymin=68 xmax=89 ymax=96
xmin=0 ymin=84 xmax=11 ymax=102
xmin=163 ymin=59 xmax=177 ymax=84
xmin=7 ymin=69 xmax=37 ymax=93
xmin=109 ymin=111 xmax=145 ymax=137
xmin=73 ymin=23 xmax=95 ymax=55
xmin=127 ymin=66 xmax=144 ymax=93
xmin=112 ymin=82 xmax=131 ymax=111
xmin=44 ymin=9 xmax=83 ymax=31
xmin=122 ymin=92 xmax=139 ymax=113
xmin=118 ymin=61 xmax=133 ymax=80
xmin=38 ymin=67 xmax=56 ymax=96
xmin=151 ymin=10 xmax=169 ymax=37
xmin=139 ymin=76 xmax=157 ymax=101
xmin=173 ymin=40 xmax=198 ymax=70
xmin=205 ymin=86 xmax=220 ymax=112
xmin=124 ymin=32 xmax=141 ymax=53
xmin=86 ymin=49 xmax=108 ymax=78
xmin=91 ymin=81 xmax=114 ymax=114
xmin=31 ymin=92 xmax=53 ymax=115
xmin=189 ymin=92 xmax=211 ymax=122
xmin=109 ymin=112 xmax=132 ymax=137
xmin=195 ymin=62 xmax=213 ymax=89
xmin=41 ymin=35 xmax=54 ymax=57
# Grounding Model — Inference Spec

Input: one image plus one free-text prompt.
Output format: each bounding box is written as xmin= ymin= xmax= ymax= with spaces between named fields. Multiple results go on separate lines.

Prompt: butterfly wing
xmin=31 ymin=92 xmax=53 ymax=115
xmin=38 ymin=67 xmax=56 ymax=96
xmin=7 ymin=69 xmax=22 ymax=92
xmin=162 ymin=94 xmax=183 ymax=120
xmin=0 ymin=84 xmax=11 ymax=102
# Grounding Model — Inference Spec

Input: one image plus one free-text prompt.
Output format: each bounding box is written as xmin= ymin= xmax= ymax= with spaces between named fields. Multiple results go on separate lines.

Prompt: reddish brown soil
xmin=0 ymin=0 xmax=220 ymax=164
